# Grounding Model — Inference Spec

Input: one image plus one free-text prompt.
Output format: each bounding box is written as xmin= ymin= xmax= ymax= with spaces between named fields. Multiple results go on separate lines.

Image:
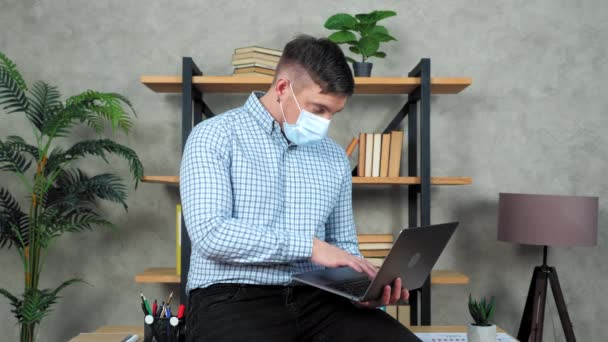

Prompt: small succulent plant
xmin=468 ymin=294 xmax=495 ymax=326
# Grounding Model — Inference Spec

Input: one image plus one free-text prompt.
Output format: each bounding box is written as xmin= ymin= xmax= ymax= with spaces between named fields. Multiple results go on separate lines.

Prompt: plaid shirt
xmin=180 ymin=91 xmax=361 ymax=293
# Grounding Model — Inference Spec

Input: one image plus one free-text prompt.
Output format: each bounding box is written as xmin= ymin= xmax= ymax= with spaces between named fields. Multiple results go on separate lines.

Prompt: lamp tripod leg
xmin=548 ymin=267 xmax=577 ymax=342
xmin=518 ymin=267 xmax=548 ymax=342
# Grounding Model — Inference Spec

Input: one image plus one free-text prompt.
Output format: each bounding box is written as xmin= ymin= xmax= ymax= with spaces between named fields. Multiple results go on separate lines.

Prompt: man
xmin=180 ymin=35 xmax=420 ymax=341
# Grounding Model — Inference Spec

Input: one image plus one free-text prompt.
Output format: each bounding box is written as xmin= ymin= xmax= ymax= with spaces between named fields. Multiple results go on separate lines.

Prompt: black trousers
xmin=186 ymin=283 xmax=421 ymax=342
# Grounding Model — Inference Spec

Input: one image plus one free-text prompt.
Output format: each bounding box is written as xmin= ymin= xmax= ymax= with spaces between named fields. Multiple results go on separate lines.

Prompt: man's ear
xmin=274 ymin=78 xmax=289 ymax=103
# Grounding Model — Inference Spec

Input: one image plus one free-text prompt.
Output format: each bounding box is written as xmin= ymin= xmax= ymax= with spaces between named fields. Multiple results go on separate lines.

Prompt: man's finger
xmin=381 ymin=285 xmax=391 ymax=306
xmin=402 ymin=288 xmax=409 ymax=301
xmin=391 ymin=278 xmax=402 ymax=303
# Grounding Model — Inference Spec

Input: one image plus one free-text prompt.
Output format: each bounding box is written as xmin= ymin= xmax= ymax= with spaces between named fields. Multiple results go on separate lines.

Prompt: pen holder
xmin=144 ymin=316 xmax=185 ymax=342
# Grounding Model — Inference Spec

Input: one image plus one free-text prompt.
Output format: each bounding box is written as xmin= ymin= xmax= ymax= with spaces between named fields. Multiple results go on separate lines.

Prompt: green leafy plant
xmin=0 ymin=51 xmax=143 ymax=342
xmin=324 ymin=10 xmax=398 ymax=63
xmin=468 ymin=294 xmax=496 ymax=326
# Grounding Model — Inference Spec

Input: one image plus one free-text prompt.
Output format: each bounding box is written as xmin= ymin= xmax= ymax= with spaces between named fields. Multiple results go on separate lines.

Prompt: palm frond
xmin=45 ymin=139 xmax=143 ymax=188
xmin=5 ymin=136 xmax=39 ymax=159
xmin=45 ymin=169 xmax=129 ymax=210
xmin=0 ymin=139 xmax=32 ymax=174
xmin=0 ymin=52 xmax=29 ymax=114
xmin=0 ymin=52 xmax=27 ymax=91
xmin=0 ymin=187 xmax=30 ymax=248
xmin=27 ymin=81 xmax=61 ymax=132
xmin=39 ymin=208 xmax=113 ymax=239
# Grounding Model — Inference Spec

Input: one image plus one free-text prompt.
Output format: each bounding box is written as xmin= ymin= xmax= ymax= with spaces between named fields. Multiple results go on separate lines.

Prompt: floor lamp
xmin=497 ymin=193 xmax=598 ymax=342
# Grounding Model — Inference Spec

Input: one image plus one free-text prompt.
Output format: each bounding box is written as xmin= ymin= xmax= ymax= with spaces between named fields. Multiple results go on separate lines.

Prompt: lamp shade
xmin=497 ymin=193 xmax=598 ymax=246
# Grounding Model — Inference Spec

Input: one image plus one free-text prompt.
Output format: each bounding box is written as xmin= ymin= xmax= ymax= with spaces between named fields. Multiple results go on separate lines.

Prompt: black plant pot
xmin=353 ymin=62 xmax=373 ymax=77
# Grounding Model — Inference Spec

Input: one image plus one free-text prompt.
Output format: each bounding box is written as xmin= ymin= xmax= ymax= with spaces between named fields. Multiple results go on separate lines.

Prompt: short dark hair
xmin=275 ymin=34 xmax=354 ymax=96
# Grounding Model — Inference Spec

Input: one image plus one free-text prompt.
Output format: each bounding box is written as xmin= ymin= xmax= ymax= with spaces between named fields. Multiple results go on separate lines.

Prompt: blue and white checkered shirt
xmin=180 ymin=91 xmax=362 ymax=293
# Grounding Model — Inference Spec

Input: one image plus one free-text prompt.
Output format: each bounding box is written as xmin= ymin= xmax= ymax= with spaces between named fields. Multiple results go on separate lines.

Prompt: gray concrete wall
xmin=1 ymin=0 xmax=606 ymax=340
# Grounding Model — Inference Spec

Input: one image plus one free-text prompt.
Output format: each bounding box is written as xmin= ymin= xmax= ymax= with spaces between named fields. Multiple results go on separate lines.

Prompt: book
xmin=380 ymin=133 xmax=391 ymax=177
xmin=232 ymin=72 xmax=274 ymax=77
xmin=365 ymin=257 xmax=385 ymax=267
xmin=388 ymin=131 xmax=404 ymax=177
xmin=357 ymin=133 xmax=366 ymax=177
xmin=234 ymin=46 xmax=283 ymax=57
xmin=358 ymin=234 xmax=394 ymax=243
xmin=232 ymin=51 xmax=281 ymax=63
xmin=70 ymin=333 xmax=139 ymax=342
xmin=397 ymin=305 xmax=411 ymax=327
xmin=361 ymin=249 xmax=390 ymax=257
xmin=359 ymin=243 xmax=393 ymax=250
xmin=176 ymin=204 xmax=182 ymax=276
xmin=232 ymin=58 xmax=278 ymax=69
xmin=365 ymin=133 xmax=374 ymax=177
xmin=233 ymin=66 xmax=276 ymax=76
xmin=372 ymin=133 xmax=382 ymax=177
xmin=345 ymin=137 xmax=359 ymax=157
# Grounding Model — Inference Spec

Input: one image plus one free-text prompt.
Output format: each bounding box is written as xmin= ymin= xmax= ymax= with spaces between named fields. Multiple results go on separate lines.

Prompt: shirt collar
xmin=245 ymin=91 xmax=276 ymax=135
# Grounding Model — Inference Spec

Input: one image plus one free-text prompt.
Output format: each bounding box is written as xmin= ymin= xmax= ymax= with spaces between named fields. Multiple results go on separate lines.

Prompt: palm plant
xmin=0 ymin=52 xmax=143 ymax=342
xmin=468 ymin=294 xmax=496 ymax=326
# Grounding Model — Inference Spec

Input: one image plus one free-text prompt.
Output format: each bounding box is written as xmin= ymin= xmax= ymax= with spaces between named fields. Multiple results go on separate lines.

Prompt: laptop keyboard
xmin=328 ymin=278 xmax=371 ymax=297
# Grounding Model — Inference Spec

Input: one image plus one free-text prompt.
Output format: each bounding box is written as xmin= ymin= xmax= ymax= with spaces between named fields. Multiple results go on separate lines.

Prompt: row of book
xmin=349 ymin=131 xmax=404 ymax=178
xmin=359 ymin=233 xmax=410 ymax=326
xmin=232 ymin=46 xmax=282 ymax=76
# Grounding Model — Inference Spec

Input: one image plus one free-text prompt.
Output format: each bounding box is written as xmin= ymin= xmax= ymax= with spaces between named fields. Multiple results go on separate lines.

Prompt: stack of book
xmin=354 ymin=131 xmax=404 ymax=177
xmin=358 ymin=233 xmax=393 ymax=265
xmin=357 ymin=233 xmax=410 ymax=326
xmin=232 ymin=46 xmax=282 ymax=76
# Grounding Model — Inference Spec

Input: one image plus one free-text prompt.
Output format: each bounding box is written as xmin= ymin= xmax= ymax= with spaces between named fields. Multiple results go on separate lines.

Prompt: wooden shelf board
xmin=141 ymin=76 xmax=472 ymax=94
xmin=142 ymin=176 xmax=472 ymax=186
xmin=352 ymin=176 xmax=472 ymax=185
xmin=134 ymin=267 xmax=179 ymax=283
xmin=135 ymin=267 xmax=468 ymax=285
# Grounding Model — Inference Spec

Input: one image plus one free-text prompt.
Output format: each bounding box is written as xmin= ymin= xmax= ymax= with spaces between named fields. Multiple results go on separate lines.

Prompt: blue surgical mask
xmin=279 ymin=82 xmax=331 ymax=145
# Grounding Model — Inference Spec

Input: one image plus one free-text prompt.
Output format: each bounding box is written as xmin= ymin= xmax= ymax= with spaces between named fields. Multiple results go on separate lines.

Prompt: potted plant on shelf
xmin=324 ymin=10 xmax=398 ymax=77
xmin=468 ymin=294 xmax=497 ymax=342
xmin=0 ymin=52 xmax=143 ymax=342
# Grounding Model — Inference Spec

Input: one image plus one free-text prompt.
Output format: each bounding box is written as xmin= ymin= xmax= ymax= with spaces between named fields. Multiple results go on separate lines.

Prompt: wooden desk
xmin=76 ymin=325 xmax=516 ymax=340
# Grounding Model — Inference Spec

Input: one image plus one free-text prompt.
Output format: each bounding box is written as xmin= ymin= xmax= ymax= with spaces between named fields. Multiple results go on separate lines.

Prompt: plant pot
xmin=467 ymin=323 xmax=496 ymax=342
xmin=353 ymin=62 xmax=373 ymax=77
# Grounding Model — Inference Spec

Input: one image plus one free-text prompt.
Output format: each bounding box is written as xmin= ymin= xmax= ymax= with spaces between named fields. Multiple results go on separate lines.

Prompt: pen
xmin=166 ymin=291 xmax=174 ymax=307
xmin=152 ymin=300 xmax=157 ymax=318
xmin=140 ymin=303 xmax=148 ymax=316
xmin=141 ymin=292 xmax=152 ymax=315
xmin=157 ymin=301 xmax=164 ymax=317
xmin=166 ymin=305 xmax=172 ymax=318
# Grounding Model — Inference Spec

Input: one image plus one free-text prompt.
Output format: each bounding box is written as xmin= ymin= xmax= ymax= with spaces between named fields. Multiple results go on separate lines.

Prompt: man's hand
xmin=311 ymin=238 xmax=378 ymax=279
xmin=355 ymin=277 xmax=410 ymax=309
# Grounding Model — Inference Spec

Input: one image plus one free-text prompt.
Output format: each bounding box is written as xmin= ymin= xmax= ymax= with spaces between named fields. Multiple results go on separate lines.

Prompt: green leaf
xmin=27 ymin=81 xmax=62 ymax=132
xmin=358 ymin=36 xmax=380 ymax=57
xmin=372 ymin=51 xmax=387 ymax=58
xmin=355 ymin=13 xmax=375 ymax=24
xmin=0 ymin=287 xmax=19 ymax=305
xmin=46 ymin=169 xmax=129 ymax=210
xmin=0 ymin=139 xmax=33 ymax=174
xmin=345 ymin=56 xmax=356 ymax=64
xmin=355 ymin=22 xmax=374 ymax=36
xmin=0 ymin=52 xmax=27 ymax=91
xmin=0 ymin=68 xmax=29 ymax=114
xmin=371 ymin=10 xmax=397 ymax=22
xmin=324 ymin=13 xmax=357 ymax=30
xmin=349 ymin=46 xmax=361 ymax=55
xmin=45 ymin=139 xmax=143 ymax=188
xmin=369 ymin=26 xmax=398 ymax=42
xmin=328 ymin=31 xmax=357 ymax=44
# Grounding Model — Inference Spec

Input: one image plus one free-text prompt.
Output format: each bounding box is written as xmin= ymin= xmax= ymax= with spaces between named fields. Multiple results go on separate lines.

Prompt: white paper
xmin=415 ymin=332 xmax=516 ymax=342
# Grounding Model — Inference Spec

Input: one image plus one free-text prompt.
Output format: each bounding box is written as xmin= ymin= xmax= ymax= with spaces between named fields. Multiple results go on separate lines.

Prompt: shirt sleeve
xmin=179 ymin=120 xmax=313 ymax=265
xmin=324 ymin=152 xmax=363 ymax=258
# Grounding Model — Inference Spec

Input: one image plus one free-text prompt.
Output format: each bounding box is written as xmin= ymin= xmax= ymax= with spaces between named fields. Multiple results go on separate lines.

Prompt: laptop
xmin=292 ymin=222 xmax=458 ymax=302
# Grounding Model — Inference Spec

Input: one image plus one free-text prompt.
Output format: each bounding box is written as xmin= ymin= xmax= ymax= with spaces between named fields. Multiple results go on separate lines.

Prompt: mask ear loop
xmin=289 ymin=82 xmax=303 ymax=112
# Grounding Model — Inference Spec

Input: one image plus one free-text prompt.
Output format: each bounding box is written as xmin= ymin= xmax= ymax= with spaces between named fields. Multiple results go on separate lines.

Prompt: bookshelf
xmin=135 ymin=268 xmax=469 ymax=285
xmin=139 ymin=57 xmax=471 ymax=326
xmin=141 ymin=75 xmax=471 ymax=94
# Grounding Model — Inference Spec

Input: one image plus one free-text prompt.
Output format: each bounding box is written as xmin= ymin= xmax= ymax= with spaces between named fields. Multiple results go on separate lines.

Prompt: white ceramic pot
xmin=467 ymin=323 xmax=496 ymax=342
